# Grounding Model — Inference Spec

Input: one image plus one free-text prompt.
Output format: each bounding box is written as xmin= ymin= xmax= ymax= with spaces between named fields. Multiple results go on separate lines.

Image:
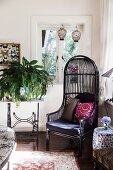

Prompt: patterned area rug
xmin=6 ymin=151 xmax=80 ymax=170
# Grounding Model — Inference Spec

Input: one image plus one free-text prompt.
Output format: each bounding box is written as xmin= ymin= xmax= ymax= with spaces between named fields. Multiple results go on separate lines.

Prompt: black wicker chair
xmin=46 ymin=55 xmax=99 ymax=156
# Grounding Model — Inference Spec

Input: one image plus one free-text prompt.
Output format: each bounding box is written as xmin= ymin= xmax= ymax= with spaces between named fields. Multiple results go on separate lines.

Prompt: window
xmin=31 ymin=15 xmax=92 ymax=82
xmin=42 ymin=30 xmax=57 ymax=82
xmin=42 ymin=28 xmax=78 ymax=84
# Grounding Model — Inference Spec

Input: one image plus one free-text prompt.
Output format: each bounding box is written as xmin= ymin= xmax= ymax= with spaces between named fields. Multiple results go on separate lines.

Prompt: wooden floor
xmin=16 ymin=132 xmax=94 ymax=170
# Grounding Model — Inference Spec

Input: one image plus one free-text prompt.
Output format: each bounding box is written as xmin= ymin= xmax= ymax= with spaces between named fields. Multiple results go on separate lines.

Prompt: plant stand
xmin=7 ymin=102 xmax=39 ymax=150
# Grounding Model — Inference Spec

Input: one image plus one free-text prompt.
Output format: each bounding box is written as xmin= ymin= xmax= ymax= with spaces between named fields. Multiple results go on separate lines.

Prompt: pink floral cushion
xmin=75 ymin=102 xmax=94 ymax=120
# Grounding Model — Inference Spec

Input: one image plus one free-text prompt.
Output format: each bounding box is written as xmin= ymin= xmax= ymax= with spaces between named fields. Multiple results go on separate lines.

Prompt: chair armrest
xmin=79 ymin=116 xmax=94 ymax=134
xmin=80 ymin=115 xmax=96 ymax=125
xmin=74 ymin=113 xmax=93 ymax=125
xmin=80 ymin=116 xmax=92 ymax=123
xmin=46 ymin=105 xmax=64 ymax=122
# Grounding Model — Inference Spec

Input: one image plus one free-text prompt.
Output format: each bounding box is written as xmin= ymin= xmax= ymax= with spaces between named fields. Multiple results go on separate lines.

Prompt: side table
xmin=93 ymin=127 xmax=113 ymax=149
xmin=7 ymin=102 xmax=39 ymax=150
xmin=104 ymin=99 xmax=113 ymax=127
xmin=93 ymin=127 xmax=113 ymax=170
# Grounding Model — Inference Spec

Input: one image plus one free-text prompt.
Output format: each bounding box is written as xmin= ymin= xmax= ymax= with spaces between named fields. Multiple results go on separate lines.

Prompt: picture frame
xmin=0 ymin=43 xmax=20 ymax=65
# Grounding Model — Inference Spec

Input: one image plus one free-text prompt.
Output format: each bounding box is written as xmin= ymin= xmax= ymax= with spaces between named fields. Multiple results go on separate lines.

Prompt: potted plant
xmin=0 ymin=57 xmax=49 ymax=105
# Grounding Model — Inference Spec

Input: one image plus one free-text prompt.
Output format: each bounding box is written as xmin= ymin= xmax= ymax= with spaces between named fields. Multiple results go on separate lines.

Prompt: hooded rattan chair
xmin=46 ymin=55 xmax=99 ymax=156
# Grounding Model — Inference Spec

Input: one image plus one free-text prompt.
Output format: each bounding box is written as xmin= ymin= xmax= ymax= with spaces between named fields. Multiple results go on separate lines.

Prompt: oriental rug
xmin=6 ymin=151 xmax=80 ymax=170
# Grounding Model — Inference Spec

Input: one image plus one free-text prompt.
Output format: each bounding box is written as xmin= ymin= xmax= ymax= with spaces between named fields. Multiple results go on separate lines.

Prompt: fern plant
xmin=0 ymin=57 xmax=49 ymax=105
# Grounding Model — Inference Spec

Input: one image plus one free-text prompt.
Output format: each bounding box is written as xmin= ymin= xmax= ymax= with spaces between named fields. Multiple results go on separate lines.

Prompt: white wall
xmin=0 ymin=0 xmax=101 ymax=131
xmin=0 ymin=0 xmax=100 ymax=63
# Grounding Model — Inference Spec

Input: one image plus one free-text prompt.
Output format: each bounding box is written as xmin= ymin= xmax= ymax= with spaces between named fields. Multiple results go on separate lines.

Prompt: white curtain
xmin=100 ymin=0 xmax=113 ymax=102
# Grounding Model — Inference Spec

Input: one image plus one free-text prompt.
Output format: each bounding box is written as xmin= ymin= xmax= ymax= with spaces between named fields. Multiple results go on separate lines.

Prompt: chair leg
xmin=46 ymin=129 xmax=50 ymax=151
xmin=93 ymin=160 xmax=99 ymax=170
xmin=36 ymin=131 xmax=38 ymax=150
xmin=67 ymin=139 xmax=74 ymax=149
xmin=78 ymin=137 xmax=83 ymax=157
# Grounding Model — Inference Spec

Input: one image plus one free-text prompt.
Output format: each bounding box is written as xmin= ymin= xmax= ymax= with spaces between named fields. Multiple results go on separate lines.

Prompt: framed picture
xmin=0 ymin=43 xmax=20 ymax=65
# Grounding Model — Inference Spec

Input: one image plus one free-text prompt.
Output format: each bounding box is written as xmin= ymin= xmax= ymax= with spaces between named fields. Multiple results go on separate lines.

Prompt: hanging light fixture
xmin=57 ymin=24 xmax=67 ymax=40
xmin=72 ymin=26 xmax=81 ymax=42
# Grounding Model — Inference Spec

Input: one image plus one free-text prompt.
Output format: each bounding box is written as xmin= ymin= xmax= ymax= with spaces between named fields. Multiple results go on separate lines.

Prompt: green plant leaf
xmin=30 ymin=60 xmax=38 ymax=65
xmin=0 ymin=56 xmax=50 ymax=106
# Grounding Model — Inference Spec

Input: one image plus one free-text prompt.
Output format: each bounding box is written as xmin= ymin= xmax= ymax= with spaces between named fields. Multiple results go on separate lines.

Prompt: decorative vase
xmin=103 ymin=123 xmax=109 ymax=130
xmin=101 ymin=116 xmax=111 ymax=130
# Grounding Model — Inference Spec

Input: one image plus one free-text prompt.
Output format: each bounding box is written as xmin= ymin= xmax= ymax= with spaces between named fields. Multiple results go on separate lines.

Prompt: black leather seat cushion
xmin=46 ymin=118 xmax=80 ymax=136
